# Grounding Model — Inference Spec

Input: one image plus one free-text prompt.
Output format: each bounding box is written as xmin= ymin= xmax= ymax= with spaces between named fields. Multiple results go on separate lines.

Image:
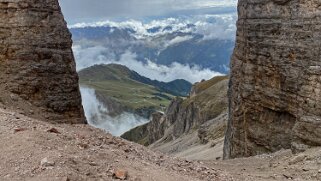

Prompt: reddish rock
xmin=47 ymin=128 xmax=60 ymax=134
xmin=113 ymin=169 xmax=128 ymax=180
xmin=13 ymin=127 xmax=27 ymax=133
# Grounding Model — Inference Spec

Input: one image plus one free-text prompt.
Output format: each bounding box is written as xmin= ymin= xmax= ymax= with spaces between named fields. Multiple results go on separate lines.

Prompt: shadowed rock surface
xmin=225 ymin=0 xmax=321 ymax=159
xmin=0 ymin=0 xmax=85 ymax=123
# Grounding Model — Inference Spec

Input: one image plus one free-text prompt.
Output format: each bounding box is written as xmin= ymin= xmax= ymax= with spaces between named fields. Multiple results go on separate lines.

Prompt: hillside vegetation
xmin=78 ymin=64 xmax=192 ymax=117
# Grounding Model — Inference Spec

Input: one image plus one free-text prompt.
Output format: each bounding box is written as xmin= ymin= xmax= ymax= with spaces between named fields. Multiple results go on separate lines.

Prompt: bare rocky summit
xmin=0 ymin=0 xmax=85 ymax=123
xmin=225 ymin=0 xmax=321 ymax=159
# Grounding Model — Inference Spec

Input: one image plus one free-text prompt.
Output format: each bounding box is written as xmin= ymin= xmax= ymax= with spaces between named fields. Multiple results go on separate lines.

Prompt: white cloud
xmin=119 ymin=51 xmax=224 ymax=83
xmin=69 ymin=14 xmax=237 ymax=40
xmin=165 ymin=36 xmax=193 ymax=48
xmin=73 ymin=45 xmax=114 ymax=70
xmin=74 ymin=46 xmax=223 ymax=83
xmin=194 ymin=14 xmax=237 ymax=40
xmin=69 ymin=18 xmax=190 ymax=39
xmin=80 ymin=86 xmax=148 ymax=136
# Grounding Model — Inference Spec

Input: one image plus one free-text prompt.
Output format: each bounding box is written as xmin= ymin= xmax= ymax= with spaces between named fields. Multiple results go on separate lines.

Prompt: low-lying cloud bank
xmin=69 ymin=14 xmax=237 ymax=41
xmin=74 ymin=46 xmax=223 ymax=83
xmin=71 ymin=14 xmax=234 ymax=83
xmin=80 ymin=87 xmax=148 ymax=136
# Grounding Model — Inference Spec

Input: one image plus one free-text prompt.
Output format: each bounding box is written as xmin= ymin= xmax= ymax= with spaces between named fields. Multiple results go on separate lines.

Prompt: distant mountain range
xmin=70 ymin=21 xmax=234 ymax=73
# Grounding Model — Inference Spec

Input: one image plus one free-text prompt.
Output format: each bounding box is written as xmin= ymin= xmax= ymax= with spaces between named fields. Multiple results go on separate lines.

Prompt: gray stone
xmin=40 ymin=157 xmax=55 ymax=167
xmin=224 ymin=0 xmax=321 ymax=159
xmin=0 ymin=0 xmax=85 ymax=124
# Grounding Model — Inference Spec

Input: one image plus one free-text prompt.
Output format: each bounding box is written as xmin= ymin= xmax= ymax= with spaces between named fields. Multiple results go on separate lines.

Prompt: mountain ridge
xmin=79 ymin=63 xmax=192 ymax=97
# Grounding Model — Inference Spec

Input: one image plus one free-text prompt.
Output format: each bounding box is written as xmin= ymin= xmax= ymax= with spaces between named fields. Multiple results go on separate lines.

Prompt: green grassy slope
xmin=183 ymin=76 xmax=229 ymax=119
xmin=79 ymin=64 xmax=192 ymax=96
xmin=78 ymin=64 xmax=178 ymax=115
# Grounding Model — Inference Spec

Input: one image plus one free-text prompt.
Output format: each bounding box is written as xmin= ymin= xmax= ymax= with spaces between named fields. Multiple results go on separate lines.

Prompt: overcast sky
xmin=59 ymin=0 xmax=237 ymax=24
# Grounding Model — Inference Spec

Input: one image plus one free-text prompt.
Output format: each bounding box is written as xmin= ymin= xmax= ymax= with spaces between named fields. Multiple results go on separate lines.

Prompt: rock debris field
xmin=0 ymin=104 xmax=320 ymax=181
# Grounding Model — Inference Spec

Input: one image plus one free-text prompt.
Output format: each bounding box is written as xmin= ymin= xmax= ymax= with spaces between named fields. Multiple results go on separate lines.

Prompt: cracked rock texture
xmin=0 ymin=0 xmax=85 ymax=123
xmin=224 ymin=0 xmax=321 ymax=159
xmin=224 ymin=0 xmax=321 ymax=158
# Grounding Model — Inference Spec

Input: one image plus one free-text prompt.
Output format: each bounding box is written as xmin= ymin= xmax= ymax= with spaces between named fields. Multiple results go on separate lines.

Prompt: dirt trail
xmin=0 ymin=103 xmax=320 ymax=181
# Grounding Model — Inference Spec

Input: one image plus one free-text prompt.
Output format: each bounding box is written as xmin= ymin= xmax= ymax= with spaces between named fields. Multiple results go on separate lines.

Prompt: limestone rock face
xmin=224 ymin=0 xmax=321 ymax=159
xmin=0 ymin=0 xmax=85 ymax=123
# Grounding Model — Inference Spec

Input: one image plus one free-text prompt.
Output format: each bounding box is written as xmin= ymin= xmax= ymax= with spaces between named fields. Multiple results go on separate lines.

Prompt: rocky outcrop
xmin=224 ymin=0 xmax=321 ymax=159
xmin=0 ymin=0 xmax=85 ymax=123
xmin=121 ymin=111 xmax=165 ymax=146
xmin=150 ymin=76 xmax=228 ymax=143
xmin=120 ymin=121 xmax=150 ymax=146
xmin=198 ymin=113 xmax=228 ymax=145
xmin=123 ymin=76 xmax=229 ymax=155
xmin=147 ymin=111 xmax=168 ymax=144
xmin=147 ymin=77 xmax=229 ymax=160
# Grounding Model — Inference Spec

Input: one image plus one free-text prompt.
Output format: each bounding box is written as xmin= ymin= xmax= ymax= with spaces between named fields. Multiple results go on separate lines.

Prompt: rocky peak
xmin=224 ymin=0 xmax=321 ymax=159
xmin=0 ymin=0 xmax=85 ymax=123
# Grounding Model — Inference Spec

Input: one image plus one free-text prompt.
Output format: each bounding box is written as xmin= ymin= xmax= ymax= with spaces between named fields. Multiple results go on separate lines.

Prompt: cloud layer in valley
xmin=69 ymin=14 xmax=237 ymax=41
xmin=80 ymin=87 xmax=148 ymax=136
xmin=74 ymin=46 xmax=223 ymax=83
xmin=70 ymin=15 xmax=235 ymax=82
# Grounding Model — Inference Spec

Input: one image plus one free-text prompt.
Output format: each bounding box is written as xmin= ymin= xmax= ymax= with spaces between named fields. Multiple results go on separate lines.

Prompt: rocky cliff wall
xmin=122 ymin=76 xmax=229 ymax=147
xmin=148 ymin=77 xmax=228 ymax=145
xmin=224 ymin=0 xmax=321 ymax=159
xmin=0 ymin=0 xmax=85 ymax=123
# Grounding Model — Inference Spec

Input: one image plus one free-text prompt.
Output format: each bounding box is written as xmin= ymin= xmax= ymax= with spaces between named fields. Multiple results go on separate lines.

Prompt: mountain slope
xmin=122 ymin=76 xmax=229 ymax=160
xmin=78 ymin=64 xmax=192 ymax=118
xmin=0 ymin=105 xmax=232 ymax=181
xmin=1 ymin=104 xmax=320 ymax=181
xmin=79 ymin=64 xmax=192 ymax=97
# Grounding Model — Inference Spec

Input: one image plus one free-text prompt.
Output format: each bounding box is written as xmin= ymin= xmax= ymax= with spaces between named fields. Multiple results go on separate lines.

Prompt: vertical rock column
xmin=224 ymin=0 xmax=321 ymax=159
xmin=0 ymin=0 xmax=86 ymax=123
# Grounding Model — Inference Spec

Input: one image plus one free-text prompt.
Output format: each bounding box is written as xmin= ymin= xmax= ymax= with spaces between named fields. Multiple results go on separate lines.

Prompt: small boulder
xmin=291 ymin=142 xmax=309 ymax=154
xmin=289 ymin=154 xmax=306 ymax=165
xmin=13 ymin=128 xmax=27 ymax=133
xmin=40 ymin=157 xmax=55 ymax=167
xmin=10 ymin=94 xmax=19 ymax=101
xmin=113 ymin=169 xmax=128 ymax=180
xmin=47 ymin=128 xmax=60 ymax=134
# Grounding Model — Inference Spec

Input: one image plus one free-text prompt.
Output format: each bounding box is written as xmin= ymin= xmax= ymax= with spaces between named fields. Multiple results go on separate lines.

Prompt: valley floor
xmin=0 ymin=105 xmax=320 ymax=181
